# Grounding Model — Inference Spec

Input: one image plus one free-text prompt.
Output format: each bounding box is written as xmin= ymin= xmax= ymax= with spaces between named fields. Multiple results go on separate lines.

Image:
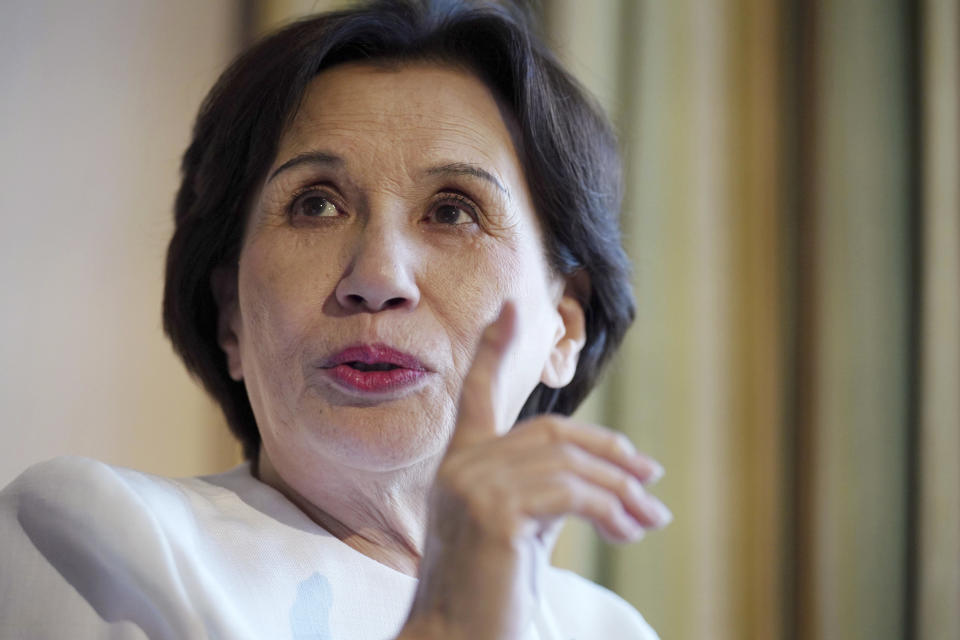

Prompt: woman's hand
xmin=399 ymin=302 xmax=670 ymax=640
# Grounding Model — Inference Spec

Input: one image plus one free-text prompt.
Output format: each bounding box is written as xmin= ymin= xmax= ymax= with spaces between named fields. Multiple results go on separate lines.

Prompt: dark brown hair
xmin=164 ymin=0 xmax=635 ymax=460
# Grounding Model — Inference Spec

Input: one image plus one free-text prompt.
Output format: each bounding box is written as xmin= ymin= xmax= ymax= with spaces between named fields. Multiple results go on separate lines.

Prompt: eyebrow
xmin=267 ymin=151 xmax=343 ymax=183
xmin=425 ymin=162 xmax=509 ymax=197
xmin=267 ymin=152 xmax=509 ymax=198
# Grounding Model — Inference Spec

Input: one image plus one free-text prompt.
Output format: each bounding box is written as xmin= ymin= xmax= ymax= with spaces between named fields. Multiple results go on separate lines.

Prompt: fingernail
xmin=646 ymin=459 xmax=665 ymax=484
xmin=646 ymin=496 xmax=673 ymax=528
xmin=635 ymin=455 xmax=664 ymax=484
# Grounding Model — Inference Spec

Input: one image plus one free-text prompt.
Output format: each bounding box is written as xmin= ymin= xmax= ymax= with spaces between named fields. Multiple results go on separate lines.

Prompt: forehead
xmin=271 ymin=61 xmax=525 ymax=186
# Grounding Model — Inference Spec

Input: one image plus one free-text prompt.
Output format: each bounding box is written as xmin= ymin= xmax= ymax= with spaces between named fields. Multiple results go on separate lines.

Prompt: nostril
xmin=342 ymin=293 xmax=408 ymax=311
xmin=334 ymin=260 xmax=419 ymax=311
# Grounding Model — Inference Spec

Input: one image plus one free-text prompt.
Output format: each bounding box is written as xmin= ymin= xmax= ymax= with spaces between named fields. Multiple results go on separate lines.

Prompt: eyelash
xmin=286 ymin=184 xmax=343 ymax=221
xmin=284 ymin=184 xmax=482 ymax=228
xmin=426 ymin=192 xmax=481 ymax=226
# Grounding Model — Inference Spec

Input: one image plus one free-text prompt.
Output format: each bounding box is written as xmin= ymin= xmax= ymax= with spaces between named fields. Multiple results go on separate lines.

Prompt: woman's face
xmin=216 ymin=62 xmax=584 ymax=476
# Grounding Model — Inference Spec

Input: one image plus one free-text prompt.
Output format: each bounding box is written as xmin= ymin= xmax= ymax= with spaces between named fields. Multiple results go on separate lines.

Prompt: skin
xmin=213 ymin=61 xmax=671 ymax=638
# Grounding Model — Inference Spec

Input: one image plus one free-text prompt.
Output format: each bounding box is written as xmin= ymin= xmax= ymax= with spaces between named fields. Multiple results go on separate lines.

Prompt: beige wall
xmin=0 ymin=1 xmax=241 ymax=487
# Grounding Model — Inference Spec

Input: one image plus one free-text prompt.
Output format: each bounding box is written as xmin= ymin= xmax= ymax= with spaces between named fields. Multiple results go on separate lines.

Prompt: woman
xmin=0 ymin=1 xmax=670 ymax=638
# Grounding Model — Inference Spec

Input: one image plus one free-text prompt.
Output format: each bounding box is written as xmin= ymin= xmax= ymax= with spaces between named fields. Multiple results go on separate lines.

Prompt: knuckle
xmin=615 ymin=474 xmax=635 ymax=498
xmin=517 ymin=414 xmax=570 ymax=446
xmin=602 ymin=491 xmax=622 ymax=512
xmin=553 ymin=477 xmax=581 ymax=511
xmin=597 ymin=494 xmax=623 ymax=523
xmin=609 ymin=432 xmax=636 ymax=458
xmin=555 ymin=442 xmax=582 ymax=466
xmin=542 ymin=417 xmax=568 ymax=443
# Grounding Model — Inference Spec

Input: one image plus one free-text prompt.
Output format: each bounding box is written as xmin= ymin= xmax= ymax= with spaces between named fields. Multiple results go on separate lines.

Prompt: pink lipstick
xmin=319 ymin=344 xmax=428 ymax=394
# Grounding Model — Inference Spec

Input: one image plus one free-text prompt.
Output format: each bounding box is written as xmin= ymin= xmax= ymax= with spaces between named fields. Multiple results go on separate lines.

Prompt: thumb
xmin=448 ymin=300 xmax=518 ymax=451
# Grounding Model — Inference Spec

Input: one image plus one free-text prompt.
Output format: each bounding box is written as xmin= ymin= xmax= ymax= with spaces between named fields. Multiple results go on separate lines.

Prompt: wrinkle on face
xmin=230 ymin=61 xmax=562 ymax=482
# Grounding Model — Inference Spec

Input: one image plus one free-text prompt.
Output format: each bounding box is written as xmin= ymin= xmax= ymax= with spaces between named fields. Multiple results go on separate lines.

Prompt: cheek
xmin=491 ymin=234 xmax=563 ymax=406
xmin=425 ymin=242 xmax=507 ymax=372
xmin=235 ymin=235 xmax=336 ymax=385
xmin=425 ymin=233 xmax=556 ymax=410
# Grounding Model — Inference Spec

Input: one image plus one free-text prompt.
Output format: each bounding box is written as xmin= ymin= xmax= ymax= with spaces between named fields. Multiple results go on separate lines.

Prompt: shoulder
xmin=542 ymin=566 xmax=659 ymax=640
xmin=0 ymin=455 xmax=194 ymax=593
xmin=4 ymin=455 xmax=144 ymax=495
xmin=2 ymin=456 xmax=141 ymax=527
xmin=1 ymin=455 xmax=191 ymax=526
xmin=0 ymin=455 xmax=246 ymax=567
xmin=0 ymin=457 xmax=213 ymax=638
xmin=3 ymin=455 xmax=116 ymax=493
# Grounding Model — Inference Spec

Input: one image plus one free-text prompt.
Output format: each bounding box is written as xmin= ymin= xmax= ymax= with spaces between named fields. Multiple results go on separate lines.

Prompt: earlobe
xmin=540 ymin=287 xmax=587 ymax=389
xmin=210 ymin=266 xmax=244 ymax=382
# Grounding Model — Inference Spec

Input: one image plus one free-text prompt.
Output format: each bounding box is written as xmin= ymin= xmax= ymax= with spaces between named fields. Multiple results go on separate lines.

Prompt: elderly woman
xmin=0 ymin=1 xmax=670 ymax=638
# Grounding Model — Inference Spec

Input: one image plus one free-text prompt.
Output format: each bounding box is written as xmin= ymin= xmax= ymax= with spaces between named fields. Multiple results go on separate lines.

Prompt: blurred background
xmin=1 ymin=0 xmax=956 ymax=638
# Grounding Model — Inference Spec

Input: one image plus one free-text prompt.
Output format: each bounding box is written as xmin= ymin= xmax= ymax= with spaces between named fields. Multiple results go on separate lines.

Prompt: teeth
xmin=347 ymin=362 xmax=399 ymax=372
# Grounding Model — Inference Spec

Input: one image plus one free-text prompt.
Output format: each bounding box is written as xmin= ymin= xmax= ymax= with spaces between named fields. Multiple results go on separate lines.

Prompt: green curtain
xmin=915 ymin=0 xmax=960 ymax=638
xmin=544 ymin=0 xmax=960 ymax=638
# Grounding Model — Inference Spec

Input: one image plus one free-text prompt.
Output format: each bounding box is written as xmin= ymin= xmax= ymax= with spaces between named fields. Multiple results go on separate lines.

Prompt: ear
xmin=540 ymin=277 xmax=587 ymax=389
xmin=210 ymin=265 xmax=244 ymax=381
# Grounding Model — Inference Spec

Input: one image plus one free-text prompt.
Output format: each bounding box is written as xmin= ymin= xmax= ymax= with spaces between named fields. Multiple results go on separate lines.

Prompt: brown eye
xmin=431 ymin=203 xmax=473 ymax=225
xmin=291 ymin=192 xmax=339 ymax=218
xmin=427 ymin=192 xmax=479 ymax=226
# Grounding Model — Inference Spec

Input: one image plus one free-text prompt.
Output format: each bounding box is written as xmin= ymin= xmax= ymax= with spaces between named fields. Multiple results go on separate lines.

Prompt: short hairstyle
xmin=163 ymin=0 xmax=635 ymax=460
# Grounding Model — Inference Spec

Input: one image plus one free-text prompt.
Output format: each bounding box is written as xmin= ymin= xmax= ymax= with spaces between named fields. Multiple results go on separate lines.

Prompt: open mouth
xmin=344 ymin=361 xmax=402 ymax=372
xmin=319 ymin=344 xmax=429 ymax=394
xmin=321 ymin=344 xmax=427 ymax=372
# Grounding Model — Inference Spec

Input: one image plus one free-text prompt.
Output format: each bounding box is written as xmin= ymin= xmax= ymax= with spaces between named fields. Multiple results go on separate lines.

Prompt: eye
xmin=432 ymin=204 xmax=472 ymax=225
xmin=289 ymin=188 xmax=340 ymax=219
xmin=427 ymin=194 xmax=478 ymax=226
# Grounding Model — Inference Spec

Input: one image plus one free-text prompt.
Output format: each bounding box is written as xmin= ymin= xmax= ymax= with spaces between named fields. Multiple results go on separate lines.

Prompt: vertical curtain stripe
xmin=730 ymin=1 xmax=787 ymax=637
xmin=916 ymin=1 xmax=960 ymax=638
xmin=800 ymin=1 xmax=912 ymax=637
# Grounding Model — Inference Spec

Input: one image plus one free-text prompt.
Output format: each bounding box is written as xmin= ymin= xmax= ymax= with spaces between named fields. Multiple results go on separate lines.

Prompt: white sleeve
xmin=0 ymin=457 xmax=214 ymax=640
xmin=539 ymin=567 xmax=660 ymax=640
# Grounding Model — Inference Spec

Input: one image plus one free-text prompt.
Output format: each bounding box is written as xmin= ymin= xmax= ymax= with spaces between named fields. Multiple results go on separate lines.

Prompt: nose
xmin=334 ymin=223 xmax=420 ymax=312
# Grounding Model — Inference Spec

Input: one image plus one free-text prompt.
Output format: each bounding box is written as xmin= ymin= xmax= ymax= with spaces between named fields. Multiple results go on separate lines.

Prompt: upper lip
xmin=319 ymin=344 xmax=428 ymax=371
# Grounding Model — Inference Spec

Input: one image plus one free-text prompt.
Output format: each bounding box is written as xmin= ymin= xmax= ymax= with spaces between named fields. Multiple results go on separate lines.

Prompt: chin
xmin=297 ymin=405 xmax=453 ymax=473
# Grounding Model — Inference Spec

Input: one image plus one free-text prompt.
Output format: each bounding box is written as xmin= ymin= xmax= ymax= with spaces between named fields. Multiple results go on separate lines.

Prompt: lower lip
xmin=324 ymin=364 xmax=427 ymax=394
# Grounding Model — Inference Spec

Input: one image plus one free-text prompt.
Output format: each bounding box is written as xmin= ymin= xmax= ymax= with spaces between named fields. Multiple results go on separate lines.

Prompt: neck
xmin=255 ymin=448 xmax=435 ymax=576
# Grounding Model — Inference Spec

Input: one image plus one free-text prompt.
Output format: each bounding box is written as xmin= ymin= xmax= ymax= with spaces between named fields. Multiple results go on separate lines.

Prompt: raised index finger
xmin=448 ymin=301 xmax=518 ymax=451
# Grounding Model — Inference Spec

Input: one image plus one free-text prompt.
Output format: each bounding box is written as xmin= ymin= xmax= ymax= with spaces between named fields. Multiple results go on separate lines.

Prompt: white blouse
xmin=0 ymin=456 xmax=658 ymax=639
